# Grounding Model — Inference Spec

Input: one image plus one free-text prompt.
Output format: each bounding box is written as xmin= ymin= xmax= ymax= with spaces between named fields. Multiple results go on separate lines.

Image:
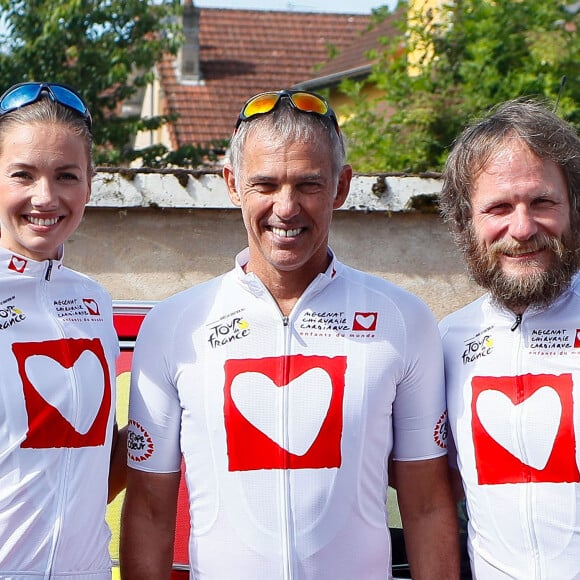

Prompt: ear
xmin=333 ymin=165 xmax=352 ymax=210
xmin=223 ymin=164 xmax=241 ymax=207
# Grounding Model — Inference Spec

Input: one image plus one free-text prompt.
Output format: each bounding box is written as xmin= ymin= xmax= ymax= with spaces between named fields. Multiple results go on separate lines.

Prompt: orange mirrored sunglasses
xmin=235 ymin=89 xmax=339 ymax=133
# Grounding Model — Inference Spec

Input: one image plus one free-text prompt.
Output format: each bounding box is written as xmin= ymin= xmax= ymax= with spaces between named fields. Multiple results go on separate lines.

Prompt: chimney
xmin=180 ymin=0 xmax=202 ymax=83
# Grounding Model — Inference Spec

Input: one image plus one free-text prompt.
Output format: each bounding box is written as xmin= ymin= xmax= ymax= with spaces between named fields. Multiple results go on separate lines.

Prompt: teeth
xmin=272 ymin=227 xmax=302 ymax=237
xmin=27 ymin=216 xmax=59 ymax=226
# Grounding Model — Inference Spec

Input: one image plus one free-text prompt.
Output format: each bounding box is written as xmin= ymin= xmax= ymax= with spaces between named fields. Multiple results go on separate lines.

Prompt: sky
xmin=197 ymin=0 xmax=397 ymax=14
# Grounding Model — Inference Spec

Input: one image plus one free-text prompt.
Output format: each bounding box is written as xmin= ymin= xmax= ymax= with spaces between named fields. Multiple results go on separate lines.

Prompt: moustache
xmin=487 ymin=234 xmax=565 ymax=263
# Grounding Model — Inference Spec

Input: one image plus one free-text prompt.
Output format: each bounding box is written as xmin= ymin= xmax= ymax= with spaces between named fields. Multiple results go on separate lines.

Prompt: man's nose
xmin=508 ymin=205 xmax=538 ymax=241
xmin=273 ymin=188 xmax=300 ymax=219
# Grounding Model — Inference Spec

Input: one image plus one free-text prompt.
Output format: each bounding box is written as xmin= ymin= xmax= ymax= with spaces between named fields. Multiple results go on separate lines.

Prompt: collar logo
xmin=8 ymin=255 xmax=27 ymax=273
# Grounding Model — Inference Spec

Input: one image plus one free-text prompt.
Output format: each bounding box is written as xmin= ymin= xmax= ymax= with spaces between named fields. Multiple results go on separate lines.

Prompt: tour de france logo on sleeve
xmin=471 ymin=373 xmax=580 ymax=484
xmin=13 ymin=338 xmax=112 ymax=448
xmin=223 ymin=354 xmax=347 ymax=471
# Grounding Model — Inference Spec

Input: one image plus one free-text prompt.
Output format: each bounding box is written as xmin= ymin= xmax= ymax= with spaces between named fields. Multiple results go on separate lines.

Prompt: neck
xmin=245 ymin=254 xmax=332 ymax=317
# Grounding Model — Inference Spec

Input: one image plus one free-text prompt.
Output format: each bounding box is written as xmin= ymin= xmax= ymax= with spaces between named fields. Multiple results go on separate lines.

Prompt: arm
xmin=108 ymin=422 xmax=127 ymax=503
xmin=393 ymin=456 xmax=460 ymax=580
xmin=450 ymin=465 xmax=465 ymax=503
xmin=120 ymin=467 xmax=181 ymax=580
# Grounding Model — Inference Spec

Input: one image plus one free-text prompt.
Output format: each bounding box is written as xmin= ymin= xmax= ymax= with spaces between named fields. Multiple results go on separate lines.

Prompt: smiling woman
xmin=0 ymin=82 xmax=125 ymax=579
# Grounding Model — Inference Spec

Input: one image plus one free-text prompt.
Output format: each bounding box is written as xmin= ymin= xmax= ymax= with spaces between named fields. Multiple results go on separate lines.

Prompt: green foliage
xmin=340 ymin=0 xmax=580 ymax=173
xmin=0 ymin=0 xmax=185 ymax=166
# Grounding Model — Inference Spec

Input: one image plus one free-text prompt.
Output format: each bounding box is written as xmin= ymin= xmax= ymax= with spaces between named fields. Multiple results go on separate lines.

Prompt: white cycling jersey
xmin=440 ymin=274 xmax=580 ymax=580
xmin=128 ymin=249 xmax=448 ymax=580
xmin=0 ymin=247 xmax=119 ymax=579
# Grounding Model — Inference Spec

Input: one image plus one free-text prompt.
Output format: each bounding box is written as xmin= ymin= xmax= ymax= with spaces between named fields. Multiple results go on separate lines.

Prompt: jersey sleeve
xmin=391 ymin=294 xmax=448 ymax=461
xmin=127 ymin=303 xmax=182 ymax=473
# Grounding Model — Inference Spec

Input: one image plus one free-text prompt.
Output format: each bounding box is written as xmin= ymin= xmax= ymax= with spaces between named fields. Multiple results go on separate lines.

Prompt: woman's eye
xmin=59 ymin=173 xmax=79 ymax=181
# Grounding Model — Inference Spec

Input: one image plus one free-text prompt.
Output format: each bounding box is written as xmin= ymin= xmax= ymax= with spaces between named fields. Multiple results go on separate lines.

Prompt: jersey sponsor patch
xmin=471 ymin=373 xmax=580 ymax=484
xmin=127 ymin=419 xmax=154 ymax=462
xmin=83 ymin=298 xmax=101 ymax=316
xmin=224 ymin=354 xmax=346 ymax=471
xmin=0 ymin=304 xmax=26 ymax=330
xmin=352 ymin=311 xmax=378 ymax=331
xmin=13 ymin=338 xmax=112 ymax=448
xmin=433 ymin=410 xmax=448 ymax=449
xmin=53 ymin=297 xmax=104 ymax=322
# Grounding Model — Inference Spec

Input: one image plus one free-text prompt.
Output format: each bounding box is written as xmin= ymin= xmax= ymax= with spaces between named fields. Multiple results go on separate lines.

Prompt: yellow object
xmin=106 ymin=370 xmax=131 ymax=569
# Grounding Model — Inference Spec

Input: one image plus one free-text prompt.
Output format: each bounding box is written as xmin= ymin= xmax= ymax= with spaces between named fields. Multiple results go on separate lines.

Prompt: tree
xmin=339 ymin=0 xmax=580 ymax=173
xmin=0 ymin=0 xmax=183 ymax=166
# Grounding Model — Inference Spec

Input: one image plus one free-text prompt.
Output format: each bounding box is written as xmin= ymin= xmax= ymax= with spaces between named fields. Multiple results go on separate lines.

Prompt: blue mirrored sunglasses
xmin=0 ymin=82 xmax=92 ymax=131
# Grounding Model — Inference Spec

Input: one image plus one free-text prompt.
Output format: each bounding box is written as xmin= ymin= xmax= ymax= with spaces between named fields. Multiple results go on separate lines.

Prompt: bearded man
xmin=438 ymin=98 xmax=580 ymax=580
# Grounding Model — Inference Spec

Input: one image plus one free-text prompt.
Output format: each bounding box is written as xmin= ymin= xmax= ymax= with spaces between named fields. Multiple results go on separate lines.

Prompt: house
xmin=295 ymin=10 xmax=402 ymax=112
xmin=134 ymin=1 xmax=372 ymax=152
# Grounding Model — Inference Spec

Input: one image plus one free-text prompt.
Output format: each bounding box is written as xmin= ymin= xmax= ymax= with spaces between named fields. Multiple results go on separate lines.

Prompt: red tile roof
xmin=158 ymin=8 xmax=371 ymax=148
xmin=296 ymin=13 xmax=402 ymax=90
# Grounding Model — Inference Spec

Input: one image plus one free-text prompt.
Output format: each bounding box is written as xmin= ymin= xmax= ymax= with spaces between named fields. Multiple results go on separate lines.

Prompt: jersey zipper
xmin=41 ymin=260 xmax=73 ymax=578
xmin=280 ymin=311 xmax=294 ymax=580
xmin=512 ymin=314 xmax=541 ymax=578
xmin=257 ymin=278 xmax=322 ymax=579
xmin=510 ymin=313 xmax=522 ymax=331
xmin=45 ymin=259 xmax=53 ymax=281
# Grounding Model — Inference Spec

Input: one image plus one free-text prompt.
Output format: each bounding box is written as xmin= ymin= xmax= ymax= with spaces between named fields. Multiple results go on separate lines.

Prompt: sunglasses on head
xmin=235 ymin=89 xmax=340 ymax=134
xmin=0 ymin=82 xmax=92 ymax=131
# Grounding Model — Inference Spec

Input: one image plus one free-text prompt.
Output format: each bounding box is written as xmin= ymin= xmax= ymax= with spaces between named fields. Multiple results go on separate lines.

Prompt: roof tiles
xmin=158 ymin=8 xmax=371 ymax=148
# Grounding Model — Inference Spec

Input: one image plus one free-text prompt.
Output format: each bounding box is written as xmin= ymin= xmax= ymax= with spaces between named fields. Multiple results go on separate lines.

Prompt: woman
xmin=0 ymin=82 xmax=124 ymax=578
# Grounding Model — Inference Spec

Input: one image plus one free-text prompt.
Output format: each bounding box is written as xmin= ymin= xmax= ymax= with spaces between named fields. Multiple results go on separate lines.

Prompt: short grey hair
xmin=227 ymin=97 xmax=347 ymax=185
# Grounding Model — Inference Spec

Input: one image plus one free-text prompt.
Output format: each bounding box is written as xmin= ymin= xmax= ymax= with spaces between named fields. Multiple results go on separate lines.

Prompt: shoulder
xmin=59 ymin=266 xmax=112 ymax=301
xmin=570 ymin=273 xmax=580 ymax=298
xmin=336 ymin=262 xmax=430 ymax=311
xmin=142 ymin=272 xmax=231 ymax=329
xmin=439 ymin=294 xmax=489 ymax=339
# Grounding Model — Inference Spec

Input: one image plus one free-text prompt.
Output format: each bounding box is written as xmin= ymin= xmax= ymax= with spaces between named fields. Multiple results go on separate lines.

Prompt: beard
xmin=463 ymin=228 xmax=580 ymax=312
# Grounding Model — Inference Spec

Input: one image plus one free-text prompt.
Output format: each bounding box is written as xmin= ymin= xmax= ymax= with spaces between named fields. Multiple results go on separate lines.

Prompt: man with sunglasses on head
xmin=121 ymin=89 xmax=460 ymax=579
xmin=439 ymin=99 xmax=580 ymax=579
